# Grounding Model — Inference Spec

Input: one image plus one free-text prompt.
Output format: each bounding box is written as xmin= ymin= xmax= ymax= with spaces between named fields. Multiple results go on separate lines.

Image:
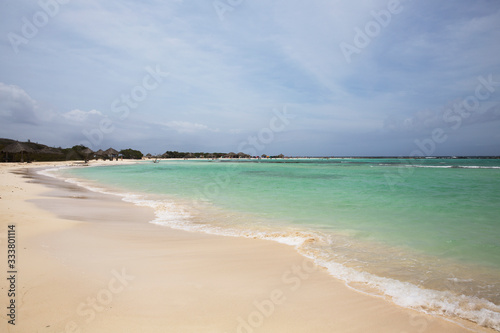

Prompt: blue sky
xmin=1 ymin=0 xmax=499 ymax=156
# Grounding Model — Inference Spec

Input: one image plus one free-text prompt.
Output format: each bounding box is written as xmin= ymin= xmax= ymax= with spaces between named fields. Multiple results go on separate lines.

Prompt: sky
xmin=1 ymin=0 xmax=500 ymax=156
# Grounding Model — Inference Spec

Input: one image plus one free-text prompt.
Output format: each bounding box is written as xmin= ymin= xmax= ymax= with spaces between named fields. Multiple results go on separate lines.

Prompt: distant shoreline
xmin=2 ymin=137 xmax=499 ymax=163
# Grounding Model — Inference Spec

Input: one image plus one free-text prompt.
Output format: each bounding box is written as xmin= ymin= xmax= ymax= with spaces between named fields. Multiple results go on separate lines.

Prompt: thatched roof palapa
xmin=104 ymin=148 xmax=119 ymax=155
xmin=80 ymin=148 xmax=93 ymax=155
xmin=1 ymin=142 xmax=35 ymax=154
xmin=1 ymin=142 xmax=35 ymax=162
xmin=100 ymin=148 xmax=119 ymax=160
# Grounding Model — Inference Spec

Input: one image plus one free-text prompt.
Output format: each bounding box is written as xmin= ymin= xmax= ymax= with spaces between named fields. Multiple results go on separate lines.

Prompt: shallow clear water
xmin=54 ymin=158 xmax=500 ymax=330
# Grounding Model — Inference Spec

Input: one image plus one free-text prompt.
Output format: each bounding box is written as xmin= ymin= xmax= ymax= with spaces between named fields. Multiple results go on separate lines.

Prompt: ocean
xmin=48 ymin=158 xmax=500 ymax=330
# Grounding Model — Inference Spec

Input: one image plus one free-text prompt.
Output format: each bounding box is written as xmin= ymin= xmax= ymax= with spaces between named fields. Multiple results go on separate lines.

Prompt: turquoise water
xmin=54 ymin=158 xmax=500 ymax=330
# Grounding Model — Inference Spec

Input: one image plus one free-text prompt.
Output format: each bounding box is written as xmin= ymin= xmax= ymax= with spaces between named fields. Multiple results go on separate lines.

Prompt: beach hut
xmin=95 ymin=149 xmax=105 ymax=160
xmin=80 ymin=148 xmax=94 ymax=162
xmin=1 ymin=142 xmax=35 ymax=162
xmin=237 ymin=152 xmax=249 ymax=159
xmin=104 ymin=148 xmax=119 ymax=161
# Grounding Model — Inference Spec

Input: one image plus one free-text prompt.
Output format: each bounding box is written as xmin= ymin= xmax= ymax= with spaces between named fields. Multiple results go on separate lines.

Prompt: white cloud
xmin=162 ymin=121 xmax=219 ymax=134
xmin=62 ymin=109 xmax=103 ymax=122
xmin=0 ymin=82 xmax=39 ymax=124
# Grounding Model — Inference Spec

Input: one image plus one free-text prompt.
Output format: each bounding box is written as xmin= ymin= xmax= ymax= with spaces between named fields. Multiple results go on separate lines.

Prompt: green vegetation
xmin=161 ymin=151 xmax=228 ymax=159
xmin=0 ymin=138 xmax=144 ymax=162
xmin=159 ymin=151 xmax=259 ymax=159
xmin=120 ymin=149 xmax=143 ymax=159
xmin=0 ymin=137 xmax=291 ymax=162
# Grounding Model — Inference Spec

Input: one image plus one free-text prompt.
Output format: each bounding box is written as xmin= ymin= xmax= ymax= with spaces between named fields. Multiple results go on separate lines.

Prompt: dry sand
xmin=0 ymin=161 xmax=494 ymax=333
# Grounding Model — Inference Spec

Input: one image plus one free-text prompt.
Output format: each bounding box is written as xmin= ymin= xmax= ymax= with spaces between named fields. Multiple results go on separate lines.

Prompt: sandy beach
xmin=0 ymin=161 xmax=494 ymax=333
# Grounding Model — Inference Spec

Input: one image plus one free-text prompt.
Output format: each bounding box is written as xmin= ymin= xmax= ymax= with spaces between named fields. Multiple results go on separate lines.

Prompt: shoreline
xmin=0 ymin=161 xmax=494 ymax=332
